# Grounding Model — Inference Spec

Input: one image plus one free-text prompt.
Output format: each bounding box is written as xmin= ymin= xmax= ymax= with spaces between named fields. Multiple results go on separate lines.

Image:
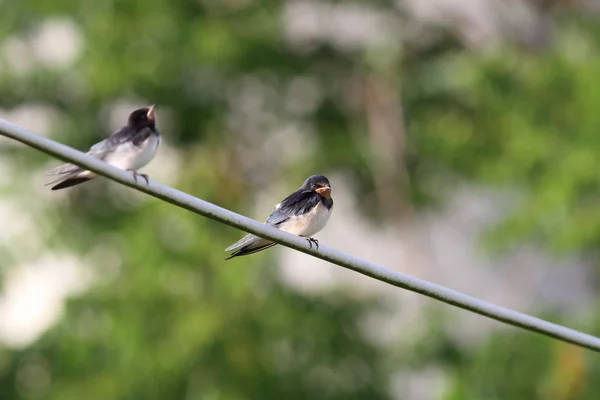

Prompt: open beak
xmin=315 ymin=186 xmax=331 ymax=198
xmin=147 ymin=105 xmax=156 ymax=120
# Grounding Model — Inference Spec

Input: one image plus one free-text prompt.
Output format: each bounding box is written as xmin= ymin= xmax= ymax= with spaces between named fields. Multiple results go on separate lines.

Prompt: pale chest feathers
xmin=280 ymin=200 xmax=332 ymax=237
xmin=106 ymin=134 xmax=160 ymax=171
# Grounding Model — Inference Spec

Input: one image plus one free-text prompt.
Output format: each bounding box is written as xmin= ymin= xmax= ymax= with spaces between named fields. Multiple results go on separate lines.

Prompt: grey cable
xmin=1 ymin=118 xmax=600 ymax=352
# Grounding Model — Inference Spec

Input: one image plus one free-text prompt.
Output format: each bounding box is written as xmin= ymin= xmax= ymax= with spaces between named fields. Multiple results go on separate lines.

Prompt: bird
xmin=225 ymin=174 xmax=334 ymax=260
xmin=45 ymin=106 xmax=161 ymax=191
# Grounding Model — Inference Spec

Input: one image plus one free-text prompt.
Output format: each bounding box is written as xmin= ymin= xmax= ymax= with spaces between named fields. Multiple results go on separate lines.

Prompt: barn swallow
xmin=225 ymin=174 xmax=334 ymax=260
xmin=45 ymin=106 xmax=161 ymax=190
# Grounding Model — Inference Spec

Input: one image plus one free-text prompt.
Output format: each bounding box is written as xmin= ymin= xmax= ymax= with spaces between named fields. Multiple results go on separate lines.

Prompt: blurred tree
xmin=0 ymin=0 xmax=395 ymax=398
xmin=2 ymin=0 xmax=600 ymax=399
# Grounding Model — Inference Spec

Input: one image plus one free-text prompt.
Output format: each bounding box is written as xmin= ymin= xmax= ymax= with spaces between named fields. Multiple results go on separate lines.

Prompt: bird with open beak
xmin=46 ymin=106 xmax=161 ymax=190
xmin=225 ymin=174 xmax=333 ymax=260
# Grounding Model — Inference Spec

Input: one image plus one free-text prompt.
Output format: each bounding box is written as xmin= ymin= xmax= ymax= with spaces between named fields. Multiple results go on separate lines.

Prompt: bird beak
xmin=147 ymin=105 xmax=156 ymax=120
xmin=315 ymin=186 xmax=331 ymax=198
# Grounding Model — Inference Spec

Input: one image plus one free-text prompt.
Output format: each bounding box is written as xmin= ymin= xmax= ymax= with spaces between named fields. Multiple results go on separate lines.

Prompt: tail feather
xmin=46 ymin=168 xmax=95 ymax=191
xmin=45 ymin=170 xmax=80 ymax=187
xmin=225 ymin=242 xmax=277 ymax=260
xmin=46 ymin=163 xmax=82 ymax=176
xmin=50 ymin=177 xmax=92 ymax=191
xmin=225 ymin=234 xmax=261 ymax=252
xmin=224 ymin=234 xmax=277 ymax=260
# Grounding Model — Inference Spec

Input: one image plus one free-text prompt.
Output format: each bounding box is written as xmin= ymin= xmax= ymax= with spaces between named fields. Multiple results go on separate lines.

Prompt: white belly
xmin=105 ymin=135 xmax=160 ymax=171
xmin=280 ymin=201 xmax=332 ymax=237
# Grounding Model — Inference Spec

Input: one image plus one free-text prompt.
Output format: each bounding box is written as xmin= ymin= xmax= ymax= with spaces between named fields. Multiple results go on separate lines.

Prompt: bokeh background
xmin=1 ymin=0 xmax=600 ymax=398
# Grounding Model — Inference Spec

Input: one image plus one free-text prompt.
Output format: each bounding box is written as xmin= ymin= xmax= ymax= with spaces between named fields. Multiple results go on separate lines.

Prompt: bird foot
xmin=305 ymin=237 xmax=319 ymax=250
xmin=129 ymin=171 xmax=149 ymax=185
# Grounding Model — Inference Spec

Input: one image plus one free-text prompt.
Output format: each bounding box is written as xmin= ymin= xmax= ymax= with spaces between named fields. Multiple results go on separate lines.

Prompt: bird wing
xmin=45 ymin=141 xmax=107 ymax=176
xmin=46 ymin=126 xmax=140 ymax=176
xmin=45 ymin=162 xmax=82 ymax=176
xmin=89 ymin=125 xmax=140 ymax=154
xmin=265 ymin=190 xmax=321 ymax=226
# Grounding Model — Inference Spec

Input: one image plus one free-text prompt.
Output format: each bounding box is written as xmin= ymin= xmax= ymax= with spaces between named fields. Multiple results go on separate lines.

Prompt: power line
xmin=1 ymin=118 xmax=600 ymax=352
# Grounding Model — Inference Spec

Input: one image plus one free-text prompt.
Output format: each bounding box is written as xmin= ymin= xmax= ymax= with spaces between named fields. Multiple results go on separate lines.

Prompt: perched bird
xmin=45 ymin=106 xmax=161 ymax=190
xmin=225 ymin=174 xmax=334 ymax=260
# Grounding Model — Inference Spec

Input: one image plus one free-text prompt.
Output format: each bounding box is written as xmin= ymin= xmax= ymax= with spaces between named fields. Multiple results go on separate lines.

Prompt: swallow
xmin=45 ymin=106 xmax=161 ymax=190
xmin=225 ymin=174 xmax=333 ymax=260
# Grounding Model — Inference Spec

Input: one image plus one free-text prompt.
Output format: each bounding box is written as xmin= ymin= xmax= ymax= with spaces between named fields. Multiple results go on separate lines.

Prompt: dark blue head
xmin=301 ymin=175 xmax=331 ymax=199
xmin=127 ymin=105 xmax=156 ymax=130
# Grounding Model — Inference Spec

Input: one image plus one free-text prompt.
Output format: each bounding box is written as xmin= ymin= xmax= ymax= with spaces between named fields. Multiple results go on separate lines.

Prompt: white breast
xmin=280 ymin=201 xmax=332 ymax=237
xmin=132 ymin=134 xmax=160 ymax=170
xmin=106 ymin=134 xmax=160 ymax=171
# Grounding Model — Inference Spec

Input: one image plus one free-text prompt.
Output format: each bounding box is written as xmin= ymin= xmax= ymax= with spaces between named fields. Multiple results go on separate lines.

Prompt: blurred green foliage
xmin=2 ymin=0 xmax=600 ymax=399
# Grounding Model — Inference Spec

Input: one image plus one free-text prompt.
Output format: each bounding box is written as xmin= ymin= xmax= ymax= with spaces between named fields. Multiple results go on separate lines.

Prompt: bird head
xmin=127 ymin=105 xmax=156 ymax=130
xmin=302 ymin=175 xmax=331 ymax=199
